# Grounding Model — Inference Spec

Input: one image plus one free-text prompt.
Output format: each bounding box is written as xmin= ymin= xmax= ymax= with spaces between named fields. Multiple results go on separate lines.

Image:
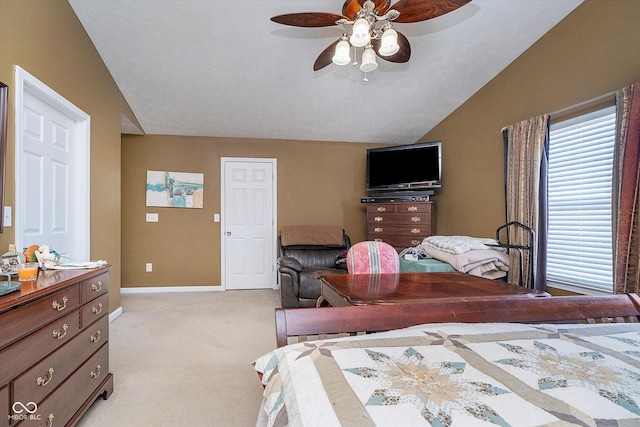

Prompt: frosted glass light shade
xmin=379 ymin=28 xmax=399 ymax=56
xmin=332 ymin=40 xmax=351 ymax=65
xmin=350 ymin=18 xmax=371 ymax=47
xmin=359 ymin=46 xmax=378 ymax=72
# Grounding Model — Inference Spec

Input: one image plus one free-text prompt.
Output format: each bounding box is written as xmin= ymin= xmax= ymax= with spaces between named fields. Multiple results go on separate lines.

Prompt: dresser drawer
xmin=80 ymin=272 xmax=109 ymax=304
xmin=0 ymin=311 xmax=80 ymax=386
xmin=373 ymin=236 xmax=425 ymax=250
xmin=366 ymin=202 xmax=431 ymax=214
xmin=80 ymin=292 xmax=109 ymax=328
xmin=17 ymin=344 xmax=109 ymax=427
xmin=0 ymin=386 xmax=8 ymax=427
xmin=0 ymin=286 xmax=80 ymax=349
xmin=368 ymin=223 xmax=431 ymax=237
xmin=13 ymin=315 xmax=109 ymax=406
xmin=367 ymin=212 xmax=430 ymax=225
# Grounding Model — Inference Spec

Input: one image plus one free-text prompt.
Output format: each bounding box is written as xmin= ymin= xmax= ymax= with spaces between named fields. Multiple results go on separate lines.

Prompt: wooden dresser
xmin=365 ymin=201 xmax=433 ymax=252
xmin=0 ymin=266 xmax=112 ymax=427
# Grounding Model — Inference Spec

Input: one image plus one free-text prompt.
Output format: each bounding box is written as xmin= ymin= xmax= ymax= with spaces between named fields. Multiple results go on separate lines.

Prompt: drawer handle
xmin=91 ymin=280 xmax=103 ymax=292
xmin=374 ymin=238 xmax=383 ymax=242
xmin=376 ymin=207 xmax=387 ymax=212
xmin=411 ymin=216 xmax=421 ymax=222
xmin=52 ymin=324 xmax=68 ymax=340
xmin=91 ymin=330 xmax=102 ymax=343
xmin=374 ymin=227 xmax=383 ymax=233
xmin=374 ymin=216 xmax=383 ymax=222
xmin=92 ymin=303 xmax=104 ymax=315
xmin=408 ymin=206 xmax=418 ymax=211
xmin=411 ymin=240 xmax=420 ymax=245
xmin=52 ymin=296 xmax=68 ymax=311
xmin=37 ymin=368 xmax=55 ymax=387
xmin=90 ymin=364 xmax=102 ymax=379
xmin=411 ymin=228 xmax=421 ymax=234
xmin=46 ymin=413 xmax=54 ymax=427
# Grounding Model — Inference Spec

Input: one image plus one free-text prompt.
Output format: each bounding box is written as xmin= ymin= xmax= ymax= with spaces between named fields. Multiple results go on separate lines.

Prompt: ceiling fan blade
xmin=314 ymin=39 xmax=341 ymax=71
xmin=372 ymin=30 xmax=411 ymax=63
xmin=271 ymin=12 xmax=346 ymax=27
xmin=391 ymin=0 xmax=471 ymax=23
xmin=342 ymin=0 xmax=391 ymax=20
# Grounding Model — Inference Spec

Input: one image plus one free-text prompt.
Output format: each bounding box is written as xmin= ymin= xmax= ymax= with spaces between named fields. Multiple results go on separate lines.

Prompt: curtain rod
xmin=501 ymin=91 xmax=616 ymax=133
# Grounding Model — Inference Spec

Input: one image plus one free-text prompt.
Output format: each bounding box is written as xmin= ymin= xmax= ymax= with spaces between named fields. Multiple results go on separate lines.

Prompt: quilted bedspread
xmin=254 ymin=322 xmax=640 ymax=426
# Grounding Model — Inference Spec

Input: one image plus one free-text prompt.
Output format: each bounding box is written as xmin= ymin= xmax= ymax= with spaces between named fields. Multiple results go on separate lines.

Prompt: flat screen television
xmin=366 ymin=141 xmax=442 ymax=192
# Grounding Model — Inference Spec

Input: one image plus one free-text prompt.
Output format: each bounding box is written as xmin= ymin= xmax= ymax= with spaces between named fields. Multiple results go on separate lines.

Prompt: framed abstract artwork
xmin=146 ymin=170 xmax=204 ymax=208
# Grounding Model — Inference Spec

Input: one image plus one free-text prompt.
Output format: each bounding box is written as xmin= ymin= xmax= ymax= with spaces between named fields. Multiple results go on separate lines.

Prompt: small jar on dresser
xmin=365 ymin=201 xmax=434 ymax=252
xmin=0 ymin=266 xmax=113 ymax=427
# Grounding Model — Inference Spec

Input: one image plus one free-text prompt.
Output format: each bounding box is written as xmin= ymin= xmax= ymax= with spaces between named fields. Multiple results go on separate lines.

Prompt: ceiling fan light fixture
xmin=359 ymin=45 xmax=378 ymax=73
xmin=332 ymin=40 xmax=351 ymax=66
xmin=350 ymin=18 xmax=371 ymax=47
xmin=379 ymin=28 xmax=399 ymax=57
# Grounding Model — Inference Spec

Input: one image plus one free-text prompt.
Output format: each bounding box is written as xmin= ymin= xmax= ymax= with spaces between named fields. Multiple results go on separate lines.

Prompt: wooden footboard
xmin=275 ymin=293 xmax=640 ymax=347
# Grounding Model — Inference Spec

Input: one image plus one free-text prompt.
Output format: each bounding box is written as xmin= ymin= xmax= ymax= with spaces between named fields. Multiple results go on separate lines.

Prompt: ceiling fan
xmin=271 ymin=0 xmax=471 ymax=77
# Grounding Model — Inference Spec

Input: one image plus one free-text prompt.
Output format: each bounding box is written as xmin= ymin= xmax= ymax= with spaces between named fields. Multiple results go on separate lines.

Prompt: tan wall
xmin=0 ymin=0 xmax=122 ymax=311
xmin=122 ymin=135 xmax=377 ymax=287
xmin=421 ymin=0 xmax=640 ymax=237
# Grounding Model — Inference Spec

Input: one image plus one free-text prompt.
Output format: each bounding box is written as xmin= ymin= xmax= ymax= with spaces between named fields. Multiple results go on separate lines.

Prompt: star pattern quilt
xmin=254 ymin=322 xmax=640 ymax=426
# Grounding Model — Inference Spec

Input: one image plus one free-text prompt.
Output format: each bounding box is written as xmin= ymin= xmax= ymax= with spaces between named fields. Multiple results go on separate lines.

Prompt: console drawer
xmin=0 ymin=286 xmax=80 ymax=349
xmin=13 ymin=315 xmax=109 ymax=406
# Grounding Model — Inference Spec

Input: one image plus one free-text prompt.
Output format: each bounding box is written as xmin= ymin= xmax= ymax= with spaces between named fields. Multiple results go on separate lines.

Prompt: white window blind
xmin=548 ymin=106 xmax=616 ymax=293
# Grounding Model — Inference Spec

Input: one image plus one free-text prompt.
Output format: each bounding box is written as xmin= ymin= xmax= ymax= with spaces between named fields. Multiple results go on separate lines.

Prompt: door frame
xmin=14 ymin=66 xmax=90 ymax=258
xmin=220 ymin=157 xmax=277 ymax=290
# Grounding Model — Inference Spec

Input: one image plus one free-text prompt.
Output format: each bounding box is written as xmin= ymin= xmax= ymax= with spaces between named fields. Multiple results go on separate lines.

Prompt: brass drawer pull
xmin=92 ymin=303 xmax=103 ymax=315
xmin=374 ymin=227 xmax=383 ymax=233
xmin=46 ymin=413 xmax=54 ymax=427
xmin=411 ymin=228 xmax=421 ymax=234
xmin=91 ymin=280 xmax=103 ymax=292
xmin=376 ymin=207 xmax=387 ymax=212
xmin=374 ymin=238 xmax=383 ymax=242
xmin=411 ymin=240 xmax=420 ymax=245
xmin=37 ymin=367 xmax=55 ymax=386
xmin=52 ymin=324 xmax=68 ymax=340
xmin=411 ymin=216 xmax=421 ymax=222
xmin=91 ymin=330 xmax=102 ymax=343
xmin=374 ymin=216 xmax=383 ymax=222
xmin=408 ymin=206 xmax=418 ymax=211
xmin=52 ymin=296 xmax=68 ymax=311
xmin=90 ymin=364 xmax=102 ymax=379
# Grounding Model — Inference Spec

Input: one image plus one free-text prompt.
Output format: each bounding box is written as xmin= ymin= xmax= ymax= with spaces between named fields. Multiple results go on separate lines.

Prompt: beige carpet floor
xmin=76 ymin=289 xmax=281 ymax=427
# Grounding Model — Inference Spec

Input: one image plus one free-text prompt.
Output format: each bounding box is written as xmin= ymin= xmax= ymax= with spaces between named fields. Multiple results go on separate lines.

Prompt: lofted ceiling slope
xmin=68 ymin=0 xmax=583 ymax=144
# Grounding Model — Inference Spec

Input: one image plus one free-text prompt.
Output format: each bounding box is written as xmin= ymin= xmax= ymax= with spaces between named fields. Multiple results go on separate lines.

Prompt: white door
xmin=15 ymin=66 xmax=90 ymax=261
xmin=222 ymin=158 xmax=276 ymax=290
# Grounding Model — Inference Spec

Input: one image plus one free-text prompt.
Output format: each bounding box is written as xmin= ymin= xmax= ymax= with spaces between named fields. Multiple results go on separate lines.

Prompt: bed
xmin=254 ymin=294 xmax=640 ymax=426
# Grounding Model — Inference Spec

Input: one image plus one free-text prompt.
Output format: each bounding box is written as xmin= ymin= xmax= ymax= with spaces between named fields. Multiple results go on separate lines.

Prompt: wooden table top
xmin=320 ymin=272 xmax=537 ymax=306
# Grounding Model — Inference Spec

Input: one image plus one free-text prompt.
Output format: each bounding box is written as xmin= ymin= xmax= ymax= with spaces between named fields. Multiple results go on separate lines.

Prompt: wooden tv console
xmin=365 ymin=201 xmax=433 ymax=251
xmin=0 ymin=266 xmax=112 ymax=427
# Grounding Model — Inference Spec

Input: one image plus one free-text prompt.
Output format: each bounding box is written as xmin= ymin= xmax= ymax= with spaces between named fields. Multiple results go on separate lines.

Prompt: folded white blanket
xmin=423 ymin=245 xmax=509 ymax=279
xmin=423 ymin=235 xmax=505 ymax=254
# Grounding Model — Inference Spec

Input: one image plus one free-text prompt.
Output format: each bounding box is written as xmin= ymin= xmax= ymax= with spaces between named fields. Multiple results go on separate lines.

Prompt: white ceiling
xmin=68 ymin=0 xmax=583 ymax=144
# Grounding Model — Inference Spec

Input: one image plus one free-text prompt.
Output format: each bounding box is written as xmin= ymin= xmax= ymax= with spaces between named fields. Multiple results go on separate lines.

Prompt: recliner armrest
xmin=278 ymin=256 xmax=303 ymax=272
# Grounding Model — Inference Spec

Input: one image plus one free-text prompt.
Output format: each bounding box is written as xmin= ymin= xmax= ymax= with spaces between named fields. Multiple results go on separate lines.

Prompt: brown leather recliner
xmin=277 ymin=227 xmax=351 ymax=308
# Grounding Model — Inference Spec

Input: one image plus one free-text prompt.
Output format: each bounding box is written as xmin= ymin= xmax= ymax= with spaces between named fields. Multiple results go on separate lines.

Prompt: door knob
xmin=226 ymin=232 xmax=231 ymax=236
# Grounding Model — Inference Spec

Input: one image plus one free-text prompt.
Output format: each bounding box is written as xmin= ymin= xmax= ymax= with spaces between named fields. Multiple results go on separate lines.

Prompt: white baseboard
xmin=120 ymin=286 xmax=224 ymax=294
xmin=109 ymin=306 xmax=123 ymax=323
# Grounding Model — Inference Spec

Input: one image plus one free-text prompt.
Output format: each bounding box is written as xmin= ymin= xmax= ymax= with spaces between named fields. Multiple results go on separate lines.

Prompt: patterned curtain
xmin=613 ymin=83 xmax=640 ymax=294
xmin=502 ymin=115 xmax=550 ymax=292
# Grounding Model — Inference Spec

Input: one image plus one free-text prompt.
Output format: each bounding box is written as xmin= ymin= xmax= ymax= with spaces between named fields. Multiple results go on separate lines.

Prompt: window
xmin=547 ymin=105 xmax=616 ymax=294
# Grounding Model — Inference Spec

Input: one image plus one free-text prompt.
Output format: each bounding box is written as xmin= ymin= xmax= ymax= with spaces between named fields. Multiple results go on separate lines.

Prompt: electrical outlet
xmin=145 ymin=263 xmax=153 ymax=272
